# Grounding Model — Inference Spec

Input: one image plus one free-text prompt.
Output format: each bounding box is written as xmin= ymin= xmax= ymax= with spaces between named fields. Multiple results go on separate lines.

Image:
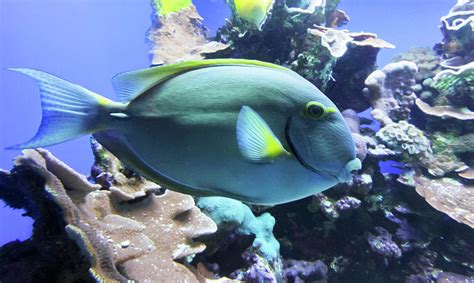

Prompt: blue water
xmin=0 ymin=0 xmax=455 ymax=247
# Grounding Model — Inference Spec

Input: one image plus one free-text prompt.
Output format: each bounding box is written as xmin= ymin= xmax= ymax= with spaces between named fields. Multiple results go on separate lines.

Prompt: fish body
xmin=8 ymin=59 xmax=360 ymax=205
xmin=234 ymin=0 xmax=274 ymax=28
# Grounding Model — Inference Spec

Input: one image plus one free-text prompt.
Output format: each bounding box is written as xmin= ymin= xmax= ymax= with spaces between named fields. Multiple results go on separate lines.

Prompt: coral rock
xmin=283 ymin=259 xmax=328 ymax=282
xmin=14 ymin=149 xmax=217 ymax=282
xmin=148 ymin=4 xmax=229 ymax=65
xmin=414 ymin=175 xmax=474 ymax=229
xmin=366 ymin=227 xmax=402 ymax=259
xmin=416 ymin=98 xmax=474 ymax=120
xmin=364 ymin=61 xmax=418 ymax=125
xmin=197 ymin=196 xmax=280 ymax=263
xmin=376 ymin=121 xmax=432 ymax=159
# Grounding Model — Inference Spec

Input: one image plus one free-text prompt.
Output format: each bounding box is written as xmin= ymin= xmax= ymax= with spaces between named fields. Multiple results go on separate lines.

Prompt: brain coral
xmin=375 ymin=121 xmax=432 ymax=158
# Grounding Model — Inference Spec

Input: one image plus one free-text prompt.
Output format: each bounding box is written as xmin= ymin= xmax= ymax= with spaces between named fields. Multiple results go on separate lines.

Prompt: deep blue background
xmin=0 ymin=0 xmax=454 ymax=246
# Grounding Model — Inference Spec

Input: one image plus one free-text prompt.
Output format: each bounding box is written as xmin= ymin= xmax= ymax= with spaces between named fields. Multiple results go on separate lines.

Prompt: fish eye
xmin=305 ymin=101 xmax=326 ymax=119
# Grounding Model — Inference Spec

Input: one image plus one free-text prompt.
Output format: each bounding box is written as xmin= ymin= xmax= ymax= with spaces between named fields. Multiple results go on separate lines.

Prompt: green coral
xmin=153 ymin=0 xmax=192 ymax=16
xmin=197 ymin=196 xmax=280 ymax=262
xmin=431 ymin=132 xmax=458 ymax=154
xmin=432 ymin=63 xmax=474 ymax=109
xmin=434 ymin=69 xmax=474 ymax=91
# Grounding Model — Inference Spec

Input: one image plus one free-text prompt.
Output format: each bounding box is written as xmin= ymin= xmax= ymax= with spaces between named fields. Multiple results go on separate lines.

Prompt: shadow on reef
xmin=1 ymin=0 xmax=474 ymax=282
xmin=268 ymin=182 xmax=474 ymax=282
xmin=0 ymin=166 xmax=92 ymax=282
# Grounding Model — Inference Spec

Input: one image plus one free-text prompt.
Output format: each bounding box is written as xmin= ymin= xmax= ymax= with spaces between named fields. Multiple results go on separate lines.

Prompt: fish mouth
xmin=333 ymin=158 xmax=362 ymax=183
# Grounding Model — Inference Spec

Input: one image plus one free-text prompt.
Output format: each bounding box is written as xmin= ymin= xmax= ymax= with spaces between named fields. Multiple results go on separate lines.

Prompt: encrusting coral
xmin=415 ymin=98 xmax=474 ymax=120
xmin=414 ymin=175 xmax=474 ymax=229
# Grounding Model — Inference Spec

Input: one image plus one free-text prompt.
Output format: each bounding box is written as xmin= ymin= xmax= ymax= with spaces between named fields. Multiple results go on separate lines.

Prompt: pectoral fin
xmin=236 ymin=106 xmax=290 ymax=163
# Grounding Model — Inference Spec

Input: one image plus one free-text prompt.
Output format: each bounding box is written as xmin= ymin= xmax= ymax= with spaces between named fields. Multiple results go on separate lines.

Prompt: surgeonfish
xmin=234 ymin=0 xmax=274 ymax=28
xmin=7 ymin=59 xmax=361 ymax=205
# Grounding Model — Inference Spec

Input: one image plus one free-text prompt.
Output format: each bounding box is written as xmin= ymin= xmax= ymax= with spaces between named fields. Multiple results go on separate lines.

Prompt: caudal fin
xmin=6 ymin=68 xmax=113 ymax=149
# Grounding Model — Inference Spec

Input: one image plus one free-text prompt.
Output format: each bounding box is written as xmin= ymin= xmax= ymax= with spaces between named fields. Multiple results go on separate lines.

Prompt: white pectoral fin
xmin=236 ymin=106 xmax=290 ymax=163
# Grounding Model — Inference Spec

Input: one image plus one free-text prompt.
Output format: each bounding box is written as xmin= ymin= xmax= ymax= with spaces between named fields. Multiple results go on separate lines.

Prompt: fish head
xmin=286 ymin=96 xmax=361 ymax=184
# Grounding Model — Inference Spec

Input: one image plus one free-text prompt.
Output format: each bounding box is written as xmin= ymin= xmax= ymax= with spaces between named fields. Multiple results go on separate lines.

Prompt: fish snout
xmin=336 ymin=158 xmax=362 ymax=183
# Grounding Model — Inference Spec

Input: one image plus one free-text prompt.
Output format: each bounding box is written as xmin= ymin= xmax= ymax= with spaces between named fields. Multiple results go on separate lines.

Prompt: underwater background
xmin=0 ymin=0 xmax=473 ymax=282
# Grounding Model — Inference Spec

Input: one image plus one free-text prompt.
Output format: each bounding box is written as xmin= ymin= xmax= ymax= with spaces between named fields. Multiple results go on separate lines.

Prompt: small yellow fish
xmin=234 ymin=0 xmax=274 ymax=28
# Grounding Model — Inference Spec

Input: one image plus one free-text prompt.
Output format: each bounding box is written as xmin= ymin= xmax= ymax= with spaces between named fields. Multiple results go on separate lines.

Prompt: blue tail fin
xmin=6 ymin=68 xmax=113 ymax=149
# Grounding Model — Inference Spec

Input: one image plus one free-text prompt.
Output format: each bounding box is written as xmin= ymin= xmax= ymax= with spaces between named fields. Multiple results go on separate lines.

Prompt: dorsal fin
xmin=111 ymin=59 xmax=288 ymax=103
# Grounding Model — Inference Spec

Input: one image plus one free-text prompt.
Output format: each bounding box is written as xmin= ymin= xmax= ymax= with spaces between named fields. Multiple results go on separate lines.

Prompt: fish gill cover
xmin=0 ymin=0 xmax=474 ymax=282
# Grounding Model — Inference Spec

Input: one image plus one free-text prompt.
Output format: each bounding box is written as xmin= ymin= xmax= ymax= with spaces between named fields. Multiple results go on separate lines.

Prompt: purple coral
xmin=385 ymin=212 xmax=421 ymax=243
xmin=230 ymin=251 xmax=277 ymax=283
xmin=335 ymin=196 xmax=361 ymax=211
xmin=367 ymin=227 xmax=402 ymax=259
xmin=283 ymin=259 xmax=328 ymax=283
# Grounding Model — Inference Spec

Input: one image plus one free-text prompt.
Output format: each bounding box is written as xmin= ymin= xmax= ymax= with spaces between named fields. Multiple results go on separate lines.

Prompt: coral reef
xmin=375 ymin=121 xmax=432 ymax=159
xmin=2 ymin=0 xmax=474 ymax=282
xmin=436 ymin=0 xmax=474 ymax=58
xmin=363 ymin=61 xmax=418 ymax=125
xmin=214 ymin=0 xmax=393 ymax=112
xmin=197 ymin=196 xmax=280 ymax=263
xmin=230 ymin=251 xmax=279 ymax=282
xmin=366 ymin=227 xmax=402 ymax=260
xmin=433 ymin=61 xmax=474 ymax=109
xmin=393 ymin=47 xmax=442 ymax=81
xmin=0 ymin=148 xmax=217 ymax=282
xmin=416 ymin=98 xmax=474 ymax=120
xmin=148 ymin=0 xmax=229 ymax=65
xmin=309 ymin=26 xmax=395 ymax=59
xmin=283 ymin=259 xmax=328 ymax=282
xmin=414 ymin=175 xmax=474 ymax=229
